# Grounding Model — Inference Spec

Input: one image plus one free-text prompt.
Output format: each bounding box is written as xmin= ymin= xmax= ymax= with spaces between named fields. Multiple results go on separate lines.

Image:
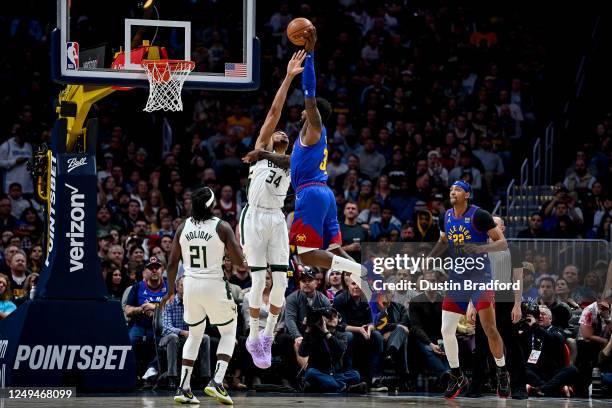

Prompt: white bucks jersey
xmin=180 ymin=217 xmax=225 ymax=278
xmin=247 ymin=158 xmax=291 ymax=208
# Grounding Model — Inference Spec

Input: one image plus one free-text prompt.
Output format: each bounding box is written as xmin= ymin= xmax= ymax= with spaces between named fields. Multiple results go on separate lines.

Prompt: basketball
xmin=287 ymin=17 xmax=314 ymax=46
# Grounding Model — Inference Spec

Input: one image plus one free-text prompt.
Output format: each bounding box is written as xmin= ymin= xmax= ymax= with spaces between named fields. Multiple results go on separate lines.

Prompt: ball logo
xmin=66 ymin=42 xmax=79 ymax=70
xmin=66 ymin=157 xmax=87 ymax=173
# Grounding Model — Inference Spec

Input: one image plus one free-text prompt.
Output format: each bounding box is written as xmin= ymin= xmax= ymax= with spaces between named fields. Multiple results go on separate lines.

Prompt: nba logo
xmin=67 ymin=42 xmax=79 ymax=70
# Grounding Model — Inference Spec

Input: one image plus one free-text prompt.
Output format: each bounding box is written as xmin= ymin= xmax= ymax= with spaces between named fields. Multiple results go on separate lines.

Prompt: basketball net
xmin=142 ymin=60 xmax=195 ymax=112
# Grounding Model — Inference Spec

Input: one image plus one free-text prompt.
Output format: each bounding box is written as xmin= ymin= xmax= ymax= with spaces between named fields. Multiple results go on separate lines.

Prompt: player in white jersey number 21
xmin=238 ymin=51 xmax=306 ymax=369
xmin=165 ymin=186 xmax=247 ymax=405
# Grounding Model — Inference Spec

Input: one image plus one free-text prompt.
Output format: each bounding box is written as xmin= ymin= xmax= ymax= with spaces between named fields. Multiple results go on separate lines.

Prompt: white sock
xmin=494 ymin=355 xmax=506 ymax=368
xmin=264 ymin=313 xmax=279 ymax=337
xmin=331 ymin=255 xmax=362 ymax=274
xmin=179 ymin=365 xmax=193 ymax=390
xmin=248 ymin=317 xmax=260 ymax=341
xmin=214 ymin=360 xmax=229 ymax=384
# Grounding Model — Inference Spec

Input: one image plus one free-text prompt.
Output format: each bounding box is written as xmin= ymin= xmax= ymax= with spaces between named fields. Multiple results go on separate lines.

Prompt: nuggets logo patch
xmin=296 ymin=234 xmax=307 ymax=243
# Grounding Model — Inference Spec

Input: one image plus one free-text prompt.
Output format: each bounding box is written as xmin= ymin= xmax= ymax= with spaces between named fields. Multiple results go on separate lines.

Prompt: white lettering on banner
xmin=66 ymin=157 xmax=87 ymax=173
xmin=0 ymin=340 xmax=7 ymax=359
xmin=13 ymin=345 xmax=131 ymax=370
xmin=65 ymin=183 xmax=85 ymax=272
xmin=45 ymin=155 xmax=57 ymax=267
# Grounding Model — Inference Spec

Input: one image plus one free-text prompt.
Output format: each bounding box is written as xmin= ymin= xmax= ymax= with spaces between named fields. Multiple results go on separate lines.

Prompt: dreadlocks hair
xmin=191 ymin=186 xmax=215 ymax=223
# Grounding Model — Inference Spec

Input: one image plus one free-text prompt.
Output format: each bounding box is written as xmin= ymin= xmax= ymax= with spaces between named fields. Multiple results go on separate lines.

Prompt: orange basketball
xmin=287 ymin=18 xmax=314 ymax=46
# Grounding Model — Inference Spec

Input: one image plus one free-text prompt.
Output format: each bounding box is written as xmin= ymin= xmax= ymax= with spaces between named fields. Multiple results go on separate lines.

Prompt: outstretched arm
xmin=301 ymin=27 xmax=323 ymax=146
xmin=217 ymin=219 xmax=247 ymax=268
xmin=242 ymin=149 xmax=291 ymax=169
xmin=255 ymin=51 xmax=306 ymax=150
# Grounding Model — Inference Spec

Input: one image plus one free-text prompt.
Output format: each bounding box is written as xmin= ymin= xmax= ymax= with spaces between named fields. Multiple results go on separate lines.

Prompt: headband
xmin=452 ymin=180 xmax=471 ymax=194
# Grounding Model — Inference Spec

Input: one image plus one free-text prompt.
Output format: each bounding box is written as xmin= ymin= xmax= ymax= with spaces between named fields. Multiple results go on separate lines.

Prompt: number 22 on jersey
xmin=319 ymin=148 xmax=328 ymax=173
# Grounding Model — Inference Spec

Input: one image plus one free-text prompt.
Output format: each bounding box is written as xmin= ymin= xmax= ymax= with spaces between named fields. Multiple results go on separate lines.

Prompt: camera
xmin=306 ymin=307 xmax=335 ymax=327
xmin=518 ymin=301 xmax=540 ymax=330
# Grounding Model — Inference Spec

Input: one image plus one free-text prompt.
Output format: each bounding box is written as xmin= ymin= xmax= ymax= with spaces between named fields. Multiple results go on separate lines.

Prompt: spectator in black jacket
xmin=333 ymin=278 xmax=386 ymax=391
xmin=522 ymin=305 xmax=578 ymax=397
xmin=375 ymin=292 xmax=410 ymax=385
xmin=537 ymin=277 xmax=572 ymax=329
xmin=408 ymin=271 xmax=449 ymax=378
xmin=517 ymin=212 xmax=549 ymax=239
xmin=276 ymin=268 xmax=331 ymax=385
xmin=299 ymin=308 xmax=367 ymax=393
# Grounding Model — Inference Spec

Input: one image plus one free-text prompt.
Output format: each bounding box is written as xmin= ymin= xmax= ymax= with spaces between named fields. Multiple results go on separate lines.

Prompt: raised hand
xmin=287 ymin=50 xmax=307 ymax=77
xmin=303 ymin=26 xmax=317 ymax=52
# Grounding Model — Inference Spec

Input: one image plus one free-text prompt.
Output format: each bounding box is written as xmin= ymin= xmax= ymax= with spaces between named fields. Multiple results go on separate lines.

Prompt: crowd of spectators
xmin=1 ymin=0 xmax=612 ymax=398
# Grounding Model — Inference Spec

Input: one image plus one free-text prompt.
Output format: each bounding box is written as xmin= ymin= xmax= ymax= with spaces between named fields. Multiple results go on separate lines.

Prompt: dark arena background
xmin=0 ymin=0 xmax=611 ymax=407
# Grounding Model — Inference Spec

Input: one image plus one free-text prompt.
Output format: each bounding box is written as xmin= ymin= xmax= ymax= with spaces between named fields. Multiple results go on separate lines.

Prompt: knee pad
xmin=270 ymin=271 xmax=288 ymax=308
xmin=249 ymin=270 xmax=266 ymax=309
xmin=216 ymin=320 xmax=237 ymax=357
xmin=183 ymin=322 xmax=206 ymax=361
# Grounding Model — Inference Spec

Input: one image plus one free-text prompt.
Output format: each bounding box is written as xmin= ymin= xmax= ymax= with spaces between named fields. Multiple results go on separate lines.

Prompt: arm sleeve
xmin=474 ymin=208 xmax=496 ymax=232
xmin=509 ymin=243 xmax=523 ymax=269
xmin=302 ymin=52 xmax=316 ymax=98
xmin=438 ymin=213 xmax=446 ymax=233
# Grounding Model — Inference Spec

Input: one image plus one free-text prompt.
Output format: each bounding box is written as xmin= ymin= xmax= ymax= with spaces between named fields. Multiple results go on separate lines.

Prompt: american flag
xmin=225 ymin=63 xmax=247 ymax=77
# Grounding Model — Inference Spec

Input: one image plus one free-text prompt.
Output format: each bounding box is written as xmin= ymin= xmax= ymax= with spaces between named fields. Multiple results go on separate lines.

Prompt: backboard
xmin=52 ymin=0 xmax=259 ymax=90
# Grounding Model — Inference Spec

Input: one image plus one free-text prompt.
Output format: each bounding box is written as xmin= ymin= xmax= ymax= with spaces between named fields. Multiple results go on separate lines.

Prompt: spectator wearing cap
xmin=161 ymin=271 xmax=211 ymax=390
xmin=340 ymin=202 xmax=368 ymax=263
xmin=449 ymin=152 xmax=482 ymax=193
xmin=278 ymin=268 xmax=332 ymax=384
xmin=359 ymin=139 xmax=386 ymax=180
xmin=124 ymin=256 xmax=168 ymax=379
xmin=369 ymin=205 xmax=401 ymax=241
xmin=382 ymin=148 xmax=408 ymax=191
xmin=333 ymin=277 xmax=386 ymax=391
xmin=97 ymin=231 xmax=112 ymax=264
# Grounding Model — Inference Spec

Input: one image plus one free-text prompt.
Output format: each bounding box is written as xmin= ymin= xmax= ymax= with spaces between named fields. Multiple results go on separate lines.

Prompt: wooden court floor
xmin=3 ymin=391 xmax=612 ymax=408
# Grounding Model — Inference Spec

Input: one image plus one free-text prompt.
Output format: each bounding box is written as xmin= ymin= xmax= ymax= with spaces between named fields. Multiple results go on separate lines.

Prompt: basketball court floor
xmin=3 ymin=391 xmax=612 ymax=408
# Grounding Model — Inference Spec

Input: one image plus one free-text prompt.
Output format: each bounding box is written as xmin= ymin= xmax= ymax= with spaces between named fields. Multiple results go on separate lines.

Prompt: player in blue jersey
xmin=429 ymin=180 xmax=511 ymax=399
xmin=242 ymin=27 xmax=368 ymax=298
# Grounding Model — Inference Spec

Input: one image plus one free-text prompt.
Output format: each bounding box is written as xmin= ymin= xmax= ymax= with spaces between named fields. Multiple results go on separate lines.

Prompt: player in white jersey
xmin=239 ymin=50 xmax=306 ymax=369
xmin=165 ymin=186 xmax=247 ymax=405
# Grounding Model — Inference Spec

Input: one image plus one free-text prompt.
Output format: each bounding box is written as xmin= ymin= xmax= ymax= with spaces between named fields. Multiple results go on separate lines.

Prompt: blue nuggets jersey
xmin=444 ymin=205 xmax=490 ymax=280
xmin=290 ymin=126 xmax=329 ymax=189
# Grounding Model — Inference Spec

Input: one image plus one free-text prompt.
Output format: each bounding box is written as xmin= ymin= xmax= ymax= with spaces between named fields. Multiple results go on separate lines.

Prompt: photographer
xmin=299 ymin=308 xmax=367 ymax=393
xmin=521 ymin=305 xmax=578 ymax=397
xmin=333 ymin=277 xmax=386 ymax=391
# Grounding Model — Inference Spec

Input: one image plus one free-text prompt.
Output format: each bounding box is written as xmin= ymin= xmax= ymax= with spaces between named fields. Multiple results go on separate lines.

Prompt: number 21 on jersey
xmin=319 ymin=148 xmax=328 ymax=173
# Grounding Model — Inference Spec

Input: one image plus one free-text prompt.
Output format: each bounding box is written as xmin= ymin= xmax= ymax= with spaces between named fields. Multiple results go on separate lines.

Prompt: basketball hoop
xmin=141 ymin=59 xmax=195 ymax=112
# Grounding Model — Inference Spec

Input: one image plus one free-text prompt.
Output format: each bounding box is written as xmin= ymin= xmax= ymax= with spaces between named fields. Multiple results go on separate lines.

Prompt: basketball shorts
xmin=238 ymin=204 xmax=289 ymax=267
xmin=183 ymin=276 xmax=237 ymax=327
xmin=289 ymin=184 xmax=341 ymax=249
xmin=442 ymin=285 xmax=495 ymax=314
